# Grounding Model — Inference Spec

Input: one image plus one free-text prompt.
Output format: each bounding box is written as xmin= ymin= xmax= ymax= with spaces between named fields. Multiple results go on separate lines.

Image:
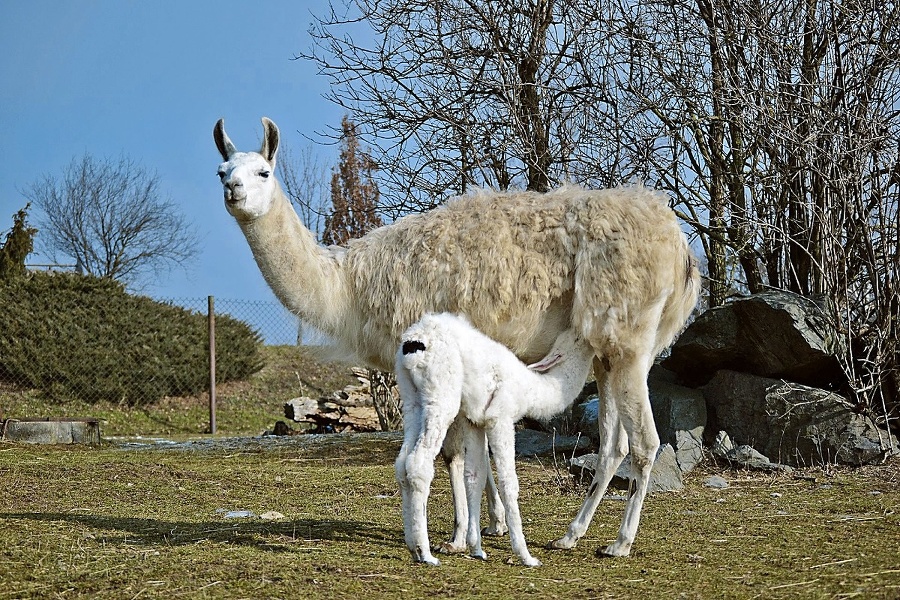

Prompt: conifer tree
xmin=323 ymin=116 xmax=383 ymax=246
xmin=0 ymin=204 xmax=37 ymax=280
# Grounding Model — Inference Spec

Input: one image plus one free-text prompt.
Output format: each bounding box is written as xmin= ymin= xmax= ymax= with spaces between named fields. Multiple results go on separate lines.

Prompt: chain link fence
xmin=1 ymin=292 xmax=402 ymax=430
xmin=0 ymin=296 xmax=301 ymax=407
xmin=166 ymin=297 xmax=303 ymax=346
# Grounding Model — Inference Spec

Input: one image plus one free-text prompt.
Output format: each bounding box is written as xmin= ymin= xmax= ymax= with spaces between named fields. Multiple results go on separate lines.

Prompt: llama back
xmin=349 ymin=186 xmax=696 ymax=370
xmin=565 ymin=186 xmax=699 ymax=357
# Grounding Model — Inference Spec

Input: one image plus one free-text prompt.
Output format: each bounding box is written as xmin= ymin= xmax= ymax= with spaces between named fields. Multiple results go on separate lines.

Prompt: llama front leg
xmin=487 ymin=421 xmax=541 ymax=566
xmin=548 ymin=362 xmax=628 ymax=552
xmin=482 ymin=464 xmax=508 ymax=537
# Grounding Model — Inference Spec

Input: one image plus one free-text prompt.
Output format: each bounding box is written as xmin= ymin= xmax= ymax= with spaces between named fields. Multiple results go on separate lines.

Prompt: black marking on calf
xmin=402 ymin=340 xmax=427 ymax=355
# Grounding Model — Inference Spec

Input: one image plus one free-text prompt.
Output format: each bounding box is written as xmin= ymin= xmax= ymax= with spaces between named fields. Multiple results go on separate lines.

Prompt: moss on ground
xmin=0 ymin=435 xmax=897 ymax=600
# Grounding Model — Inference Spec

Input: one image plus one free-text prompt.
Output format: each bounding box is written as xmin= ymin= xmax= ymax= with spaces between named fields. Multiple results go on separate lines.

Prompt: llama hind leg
xmin=548 ymin=360 xmax=628 ymax=551
xmin=399 ymin=397 xmax=460 ymax=565
xmin=463 ymin=424 xmax=489 ymax=560
xmin=487 ymin=421 xmax=541 ymax=566
xmin=601 ymin=357 xmax=659 ymax=557
xmin=395 ymin=376 xmax=424 ymax=561
xmin=439 ymin=418 xmax=469 ymax=554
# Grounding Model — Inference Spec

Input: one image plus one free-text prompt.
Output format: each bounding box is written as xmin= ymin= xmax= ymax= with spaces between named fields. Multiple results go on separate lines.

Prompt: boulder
xmin=569 ymin=444 xmax=683 ymax=493
xmin=648 ymin=366 xmax=706 ymax=472
xmin=664 ymin=289 xmax=844 ymax=388
xmin=702 ymin=370 xmax=898 ymax=466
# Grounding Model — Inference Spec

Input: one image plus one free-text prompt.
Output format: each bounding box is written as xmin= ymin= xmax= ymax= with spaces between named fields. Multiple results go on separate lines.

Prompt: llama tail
xmin=655 ymin=239 xmax=701 ymax=354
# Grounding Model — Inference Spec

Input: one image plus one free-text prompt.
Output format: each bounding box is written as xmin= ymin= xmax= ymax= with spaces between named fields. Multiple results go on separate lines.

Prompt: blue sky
xmin=0 ymin=1 xmax=344 ymax=308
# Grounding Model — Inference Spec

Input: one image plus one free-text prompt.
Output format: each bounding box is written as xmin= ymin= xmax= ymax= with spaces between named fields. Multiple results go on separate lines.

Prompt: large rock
xmin=648 ymin=366 xmax=706 ymax=472
xmin=664 ymin=290 xmax=844 ymax=388
xmin=702 ymin=370 xmax=898 ymax=466
xmin=574 ymin=366 xmax=706 ymax=472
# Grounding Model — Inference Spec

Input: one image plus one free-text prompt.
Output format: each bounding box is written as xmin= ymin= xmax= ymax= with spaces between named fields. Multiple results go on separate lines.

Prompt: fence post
xmin=208 ymin=295 xmax=217 ymax=434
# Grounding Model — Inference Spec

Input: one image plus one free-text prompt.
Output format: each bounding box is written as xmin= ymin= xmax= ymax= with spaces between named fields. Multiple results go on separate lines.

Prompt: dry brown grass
xmin=0 ymin=435 xmax=897 ymax=600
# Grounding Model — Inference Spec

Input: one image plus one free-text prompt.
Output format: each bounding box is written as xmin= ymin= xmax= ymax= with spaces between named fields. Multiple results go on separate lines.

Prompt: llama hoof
xmin=545 ymin=538 xmax=576 ymax=550
xmin=481 ymin=524 xmax=508 ymax=537
xmin=416 ymin=555 xmax=441 ymax=566
xmin=437 ymin=541 xmax=467 ymax=555
xmin=469 ymin=549 xmax=488 ymax=561
xmin=597 ymin=543 xmax=631 ymax=558
xmin=522 ymin=556 xmax=543 ymax=567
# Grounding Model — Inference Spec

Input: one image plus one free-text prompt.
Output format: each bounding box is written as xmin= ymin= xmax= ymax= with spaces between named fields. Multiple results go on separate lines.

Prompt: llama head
xmin=213 ymin=117 xmax=280 ymax=221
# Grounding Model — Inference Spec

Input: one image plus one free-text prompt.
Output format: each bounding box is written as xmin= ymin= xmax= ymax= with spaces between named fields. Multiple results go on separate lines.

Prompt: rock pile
xmin=665 ymin=290 xmax=898 ymax=470
xmin=544 ymin=289 xmax=898 ymax=493
xmin=276 ymin=368 xmax=380 ymax=434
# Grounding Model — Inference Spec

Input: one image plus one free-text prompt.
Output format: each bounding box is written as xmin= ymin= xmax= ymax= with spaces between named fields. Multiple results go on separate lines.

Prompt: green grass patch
xmin=0 ymin=436 xmax=897 ymax=599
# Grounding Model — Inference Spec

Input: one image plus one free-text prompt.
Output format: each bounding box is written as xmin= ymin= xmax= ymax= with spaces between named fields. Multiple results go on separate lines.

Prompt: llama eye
xmin=217 ymin=170 xmax=225 ymax=180
xmin=259 ymin=170 xmax=270 ymax=179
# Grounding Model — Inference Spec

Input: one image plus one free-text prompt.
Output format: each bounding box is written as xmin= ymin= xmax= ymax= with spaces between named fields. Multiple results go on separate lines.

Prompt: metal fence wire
xmin=0 ymin=296 xmax=303 ymax=410
xmin=2 ymin=291 xmax=402 ymax=430
xmin=168 ymin=297 xmax=303 ymax=346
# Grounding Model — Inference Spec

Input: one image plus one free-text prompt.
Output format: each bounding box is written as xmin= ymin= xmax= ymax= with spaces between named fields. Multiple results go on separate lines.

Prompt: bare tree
xmin=277 ymin=141 xmax=332 ymax=240
xmin=302 ymin=0 xmax=900 ymax=430
xmin=302 ymin=0 xmax=628 ymax=214
xmin=609 ymin=0 xmax=900 ymax=426
xmin=24 ymin=154 xmax=198 ymax=285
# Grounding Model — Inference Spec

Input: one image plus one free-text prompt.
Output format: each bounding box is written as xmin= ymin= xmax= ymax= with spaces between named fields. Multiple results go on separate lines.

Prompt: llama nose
xmin=225 ymin=178 xmax=244 ymax=191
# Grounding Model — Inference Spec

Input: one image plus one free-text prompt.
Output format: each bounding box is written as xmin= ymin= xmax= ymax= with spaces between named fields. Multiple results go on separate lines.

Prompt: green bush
xmin=0 ymin=272 xmax=263 ymax=405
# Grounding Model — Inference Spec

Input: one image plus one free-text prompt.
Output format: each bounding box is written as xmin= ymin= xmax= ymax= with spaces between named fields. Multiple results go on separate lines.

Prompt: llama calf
xmin=394 ymin=313 xmax=595 ymax=566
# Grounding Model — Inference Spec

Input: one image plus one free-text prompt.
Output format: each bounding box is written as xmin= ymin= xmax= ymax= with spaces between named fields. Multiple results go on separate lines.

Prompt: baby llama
xmin=395 ymin=313 xmax=595 ymax=566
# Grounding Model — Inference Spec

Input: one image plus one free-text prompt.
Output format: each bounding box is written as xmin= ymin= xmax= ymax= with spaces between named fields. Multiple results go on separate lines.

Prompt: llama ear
xmin=260 ymin=117 xmax=279 ymax=165
xmin=213 ymin=119 xmax=237 ymax=161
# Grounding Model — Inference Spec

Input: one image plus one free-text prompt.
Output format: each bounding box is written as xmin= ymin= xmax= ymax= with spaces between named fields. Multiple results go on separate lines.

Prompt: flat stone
xmin=1 ymin=418 xmax=101 ymax=445
xmin=515 ymin=428 xmax=592 ymax=458
xmin=704 ymin=475 xmax=729 ymax=489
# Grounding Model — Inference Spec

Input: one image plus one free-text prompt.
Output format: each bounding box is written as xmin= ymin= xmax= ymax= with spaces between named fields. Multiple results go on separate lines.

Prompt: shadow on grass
xmin=0 ymin=512 xmax=401 ymax=552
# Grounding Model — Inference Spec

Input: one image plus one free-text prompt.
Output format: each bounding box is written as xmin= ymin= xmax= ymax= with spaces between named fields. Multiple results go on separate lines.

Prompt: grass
xmin=1 ymin=346 xmax=899 ymax=598
xmin=0 ymin=436 xmax=898 ymax=599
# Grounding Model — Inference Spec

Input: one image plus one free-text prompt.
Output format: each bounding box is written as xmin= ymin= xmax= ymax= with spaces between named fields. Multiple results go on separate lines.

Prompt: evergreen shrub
xmin=0 ymin=272 xmax=263 ymax=405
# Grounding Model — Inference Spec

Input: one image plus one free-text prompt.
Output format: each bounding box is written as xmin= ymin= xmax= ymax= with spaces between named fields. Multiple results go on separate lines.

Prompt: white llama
xmin=214 ymin=117 xmax=699 ymax=558
xmin=395 ymin=313 xmax=595 ymax=566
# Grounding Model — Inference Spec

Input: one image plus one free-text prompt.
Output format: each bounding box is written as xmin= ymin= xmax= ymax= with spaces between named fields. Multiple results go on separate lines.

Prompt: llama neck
xmin=237 ymin=187 xmax=349 ymax=335
xmin=524 ymin=350 xmax=594 ymax=421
